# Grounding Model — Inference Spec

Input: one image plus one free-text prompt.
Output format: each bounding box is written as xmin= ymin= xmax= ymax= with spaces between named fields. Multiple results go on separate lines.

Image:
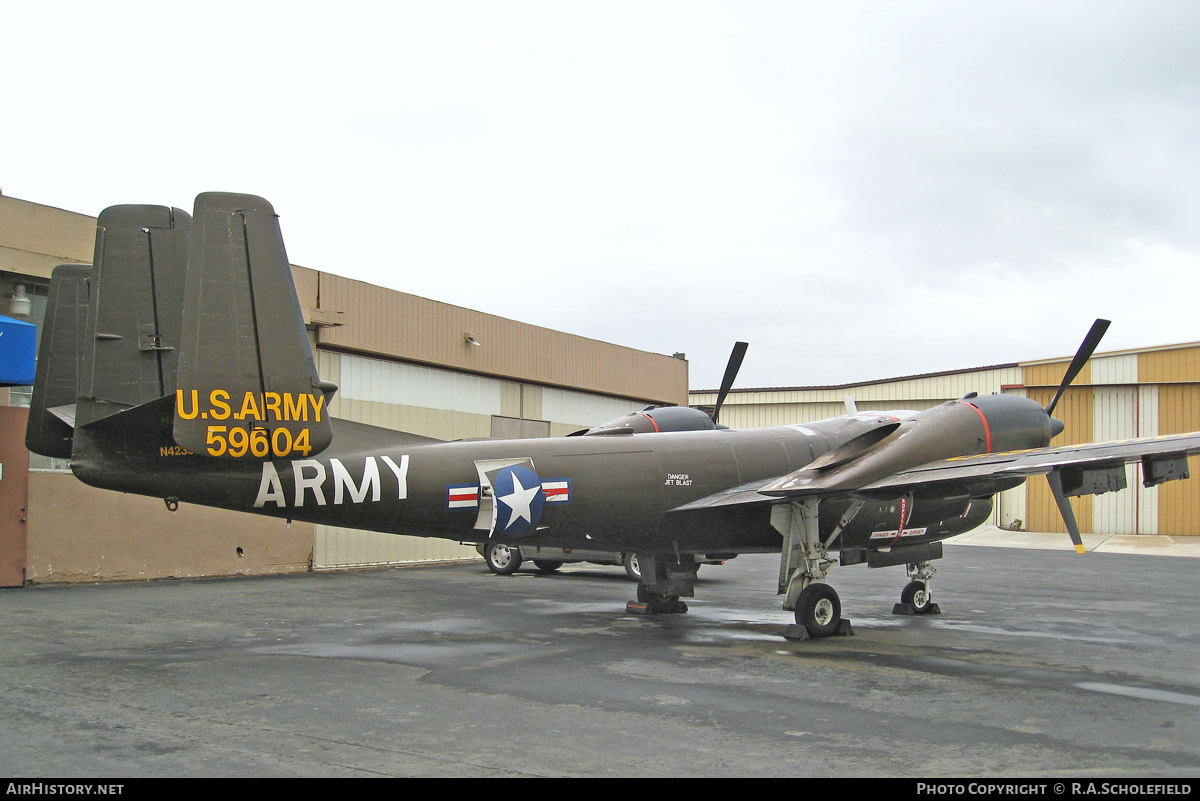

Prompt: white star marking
xmin=497 ymin=472 xmax=541 ymax=530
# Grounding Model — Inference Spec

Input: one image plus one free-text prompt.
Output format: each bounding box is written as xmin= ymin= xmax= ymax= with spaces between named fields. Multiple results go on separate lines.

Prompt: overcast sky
xmin=5 ymin=1 xmax=1199 ymax=391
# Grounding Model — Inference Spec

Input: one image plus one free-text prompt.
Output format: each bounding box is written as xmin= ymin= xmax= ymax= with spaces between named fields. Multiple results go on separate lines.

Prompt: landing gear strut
xmin=774 ymin=500 xmax=855 ymax=640
xmin=627 ymin=554 xmax=696 ymax=615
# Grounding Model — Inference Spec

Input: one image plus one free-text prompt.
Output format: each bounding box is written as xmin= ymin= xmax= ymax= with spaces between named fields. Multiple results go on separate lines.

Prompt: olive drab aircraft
xmin=26 ymin=192 xmax=1200 ymax=639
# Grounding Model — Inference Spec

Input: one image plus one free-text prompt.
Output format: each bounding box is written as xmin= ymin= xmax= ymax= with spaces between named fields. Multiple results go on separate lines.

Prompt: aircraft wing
xmin=844 ymin=432 xmax=1200 ymax=496
xmin=672 ymin=431 xmax=1200 ymax=511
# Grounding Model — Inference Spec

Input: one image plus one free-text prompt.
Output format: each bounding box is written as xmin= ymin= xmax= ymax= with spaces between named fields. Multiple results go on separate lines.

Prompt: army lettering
xmin=176 ymin=389 xmax=325 ymax=422
xmin=254 ymin=455 xmax=409 ymax=508
xmin=176 ymin=389 xmax=325 ymax=458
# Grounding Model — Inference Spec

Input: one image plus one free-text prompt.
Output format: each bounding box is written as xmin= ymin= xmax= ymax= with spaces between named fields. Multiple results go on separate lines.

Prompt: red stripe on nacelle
xmin=636 ymin=412 xmax=661 ymax=432
xmin=956 ymin=400 xmax=992 ymax=453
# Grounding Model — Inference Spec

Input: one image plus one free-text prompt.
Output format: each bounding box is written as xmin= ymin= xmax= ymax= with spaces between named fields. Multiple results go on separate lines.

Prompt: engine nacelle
xmin=582 ymin=405 xmax=718 ymax=435
xmin=764 ymin=393 xmax=1057 ymax=496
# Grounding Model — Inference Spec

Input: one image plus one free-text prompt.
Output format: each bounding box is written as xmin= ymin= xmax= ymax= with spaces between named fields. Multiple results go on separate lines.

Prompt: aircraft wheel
xmin=634 ymin=583 xmax=685 ymax=613
xmin=484 ymin=543 xmax=522 ymax=575
xmin=534 ymin=560 xmax=562 ymax=573
xmin=795 ymin=583 xmax=841 ymax=638
xmin=901 ymin=580 xmax=932 ymax=613
xmin=624 ymin=553 xmax=642 ymax=581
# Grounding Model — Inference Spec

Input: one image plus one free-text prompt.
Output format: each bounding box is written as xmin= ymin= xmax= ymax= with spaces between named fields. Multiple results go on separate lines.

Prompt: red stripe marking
xmin=890 ymin=496 xmax=908 ymax=545
xmin=636 ymin=412 xmax=661 ymax=432
xmin=956 ymin=401 xmax=992 ymax=453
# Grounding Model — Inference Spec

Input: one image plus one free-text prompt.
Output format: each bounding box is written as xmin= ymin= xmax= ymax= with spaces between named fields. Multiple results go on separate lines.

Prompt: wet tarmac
xmin=1 ymin=538 xmax=1198 ymax=777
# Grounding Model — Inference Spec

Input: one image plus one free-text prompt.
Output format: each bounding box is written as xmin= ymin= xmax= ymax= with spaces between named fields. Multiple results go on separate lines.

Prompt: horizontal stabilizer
xmin=173 ymin=193 xmax=335 ymax=460
xmin=48 ymin=405 xmax=77 ymax=427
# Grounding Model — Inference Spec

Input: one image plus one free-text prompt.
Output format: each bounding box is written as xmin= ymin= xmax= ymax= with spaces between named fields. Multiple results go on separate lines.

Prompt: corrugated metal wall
xmin=541 ymin=386 xmax=643 ymax=429
xmin=1022 ymin=345 xmax=1200 ymax=536
xmin=1156 ymin=384 xmax=1200 ymax=535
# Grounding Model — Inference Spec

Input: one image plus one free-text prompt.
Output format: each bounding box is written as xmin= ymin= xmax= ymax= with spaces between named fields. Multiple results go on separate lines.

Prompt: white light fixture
xmin=8 ymin=285 xmax=31 ymax=317
xmin=464 ymin=332 xmax=481 ymax=347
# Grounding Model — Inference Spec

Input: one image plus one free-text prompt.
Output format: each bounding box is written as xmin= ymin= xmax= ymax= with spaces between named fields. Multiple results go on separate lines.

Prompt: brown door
xmin=0 ymin=406 xmax=29 ymax=587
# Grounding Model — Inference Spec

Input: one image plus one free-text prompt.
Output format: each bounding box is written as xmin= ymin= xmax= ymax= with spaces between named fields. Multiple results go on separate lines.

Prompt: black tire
xmin=634 ymin=583 xmax=682 ymax=613
xmin=484 ymin=543 xmax=522 ymax=575
xmin=623 ymin=553 xmax=642 ymax=581
xmin=795 ymin=583 xmax=841 ymax=638
xmin=534 ymin=560 xmax=562 ymax=573
xmin=901 ymin=580 xmax=932 ymax=613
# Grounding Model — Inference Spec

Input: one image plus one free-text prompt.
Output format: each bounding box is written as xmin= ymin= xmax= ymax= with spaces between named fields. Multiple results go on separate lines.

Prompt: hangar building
xmin=0 ymin=193 xmax=688 ymax=585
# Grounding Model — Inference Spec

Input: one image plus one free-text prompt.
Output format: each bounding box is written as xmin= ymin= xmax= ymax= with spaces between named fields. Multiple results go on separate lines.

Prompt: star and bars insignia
xmin=445 ymin=477 xmax=571 ymax=510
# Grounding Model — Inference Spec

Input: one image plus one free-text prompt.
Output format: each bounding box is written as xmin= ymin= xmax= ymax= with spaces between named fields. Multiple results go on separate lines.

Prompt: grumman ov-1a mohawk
xmin=28 ymin=192 xmax=1200 ymax=638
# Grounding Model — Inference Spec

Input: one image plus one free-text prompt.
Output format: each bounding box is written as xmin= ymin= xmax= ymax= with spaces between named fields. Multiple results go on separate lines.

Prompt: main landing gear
xmin=774 ymin=500 xmax=855 ymax=640
xmin=794 ymin=582 xmax=843 ymax=638
xmin=772 ymin=499 xmax=944 ymax=640
xmin=627 ymin=554 xmax=696 ymax=615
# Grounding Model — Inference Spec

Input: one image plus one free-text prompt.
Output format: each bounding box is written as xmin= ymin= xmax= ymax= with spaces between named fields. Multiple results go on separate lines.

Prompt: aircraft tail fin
xmin=77 ymin=204 xmax=192 ymax=428
xmin=26 ymin=193 xmax=336 ymax=462
xmin=172 ymin=192 xmax=335 ymax=460
xmin=26 ymin=203 xmax=192 ymax=457
xmin=26 ymin=264 xmax=92 ymax=458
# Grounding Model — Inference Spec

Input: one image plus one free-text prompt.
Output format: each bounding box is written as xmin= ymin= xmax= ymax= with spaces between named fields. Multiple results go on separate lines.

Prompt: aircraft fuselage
xmin=69 ymin=401 xmax=999 ymax=559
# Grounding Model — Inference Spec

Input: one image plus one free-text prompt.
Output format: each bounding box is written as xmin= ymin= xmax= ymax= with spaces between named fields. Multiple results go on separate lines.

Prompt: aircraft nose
xmin=1050 ymin=417 xmax=1065 ymax=438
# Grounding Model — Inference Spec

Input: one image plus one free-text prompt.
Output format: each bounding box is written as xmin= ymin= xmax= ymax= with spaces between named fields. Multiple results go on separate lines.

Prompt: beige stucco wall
xmin=26 ymin=472 xmax=314 ymax=584
xmin=0 ymin=195 xmax=96 ymax=277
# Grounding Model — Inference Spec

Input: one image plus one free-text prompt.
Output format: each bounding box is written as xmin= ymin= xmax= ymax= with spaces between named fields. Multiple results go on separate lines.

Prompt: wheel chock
xmin=626 ymin=600 xmax=689 ymax=615
xmin=783 ymin=624 xmax=809 ymax=641
xmin=893 ymin=602 xmax=941 ymax=616
xmin=783 ymin=619 xmax=854 ymax=640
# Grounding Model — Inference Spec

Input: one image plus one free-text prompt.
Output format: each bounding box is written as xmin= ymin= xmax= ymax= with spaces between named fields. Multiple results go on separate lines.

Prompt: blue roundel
xmin=493 ymin=465 xmax=545 ymax=534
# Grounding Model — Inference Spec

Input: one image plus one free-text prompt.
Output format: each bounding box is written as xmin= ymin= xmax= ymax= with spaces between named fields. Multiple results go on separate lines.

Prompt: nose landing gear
xmin=893 ymin=561 xmax=940 ymax=616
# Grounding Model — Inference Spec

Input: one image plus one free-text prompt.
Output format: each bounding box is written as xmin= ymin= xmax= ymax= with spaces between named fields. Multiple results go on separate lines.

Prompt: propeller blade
xmin=1047 ymin=470 xmax=1087 ymax=554
xmin=711 ymin=341 xmax=748 ymax=424
xmin=1045 ymin=319 xmax=1110 ymax=417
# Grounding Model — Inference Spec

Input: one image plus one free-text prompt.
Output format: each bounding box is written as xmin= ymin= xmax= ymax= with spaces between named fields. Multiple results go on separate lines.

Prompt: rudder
xmin=77 ymin=204 xmax=191 ymax=427
xmin=172 ymin=192 xmax=335 ymax=460
xmin=26 ymin=264 xmax=91 ymax=457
